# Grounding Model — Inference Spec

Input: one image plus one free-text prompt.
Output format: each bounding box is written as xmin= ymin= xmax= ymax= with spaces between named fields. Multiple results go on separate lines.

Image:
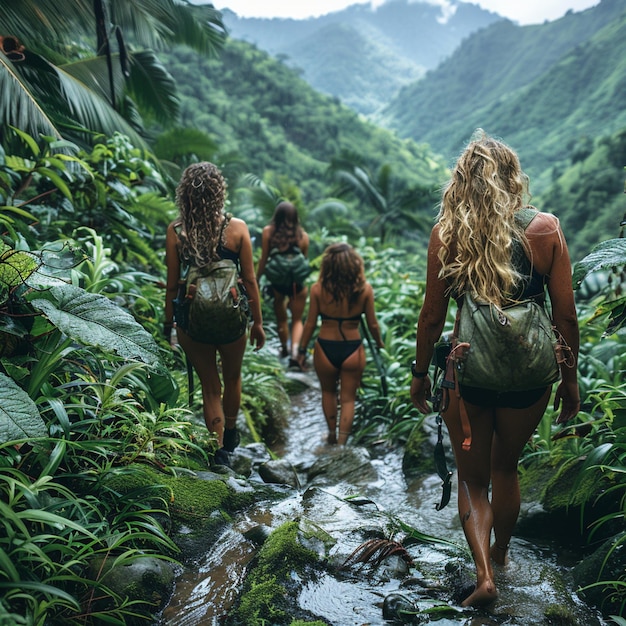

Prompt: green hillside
xmin=536 ymin=127 xmax=626 ymax=260
xmin=161 ymin=38 xmax=448 ymax=206
xmin=282 ymin=21 xmax=424 ymax=115
xmin=380 ymin=0 xmax=626 ymax=188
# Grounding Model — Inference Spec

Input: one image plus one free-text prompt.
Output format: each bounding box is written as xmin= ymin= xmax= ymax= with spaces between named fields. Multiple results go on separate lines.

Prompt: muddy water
xmin=161 ymin=380 xmax=607 ymax=626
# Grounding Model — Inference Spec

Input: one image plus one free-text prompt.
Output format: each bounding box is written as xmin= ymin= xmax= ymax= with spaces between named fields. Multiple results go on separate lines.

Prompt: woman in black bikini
xmin=410 ymin=132 xmax=579 ymax=607
xmin=256 ymin=201 xmax=309 ymax=367
xmin=297 ymin=243 xmax=384 ymax=445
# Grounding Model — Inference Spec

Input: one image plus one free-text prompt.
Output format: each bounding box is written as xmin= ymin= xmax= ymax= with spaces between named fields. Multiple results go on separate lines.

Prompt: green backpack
xmin=173 ymin=258 xmax=249 ymax=345
xmin=453 ymin=291 xmax=560 ymax=392
xmin=264 ymin=246 xmax=311 ymax=291
xmin=452 ymin=209 xmax=560 ymax=392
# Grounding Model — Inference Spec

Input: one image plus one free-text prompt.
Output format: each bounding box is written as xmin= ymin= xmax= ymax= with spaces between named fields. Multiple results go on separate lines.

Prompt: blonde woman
xmin=297 ymin=243 xmax=384 ymax=445
xmin=410 ymin=131 xmax=579 ymax=606
xmin=164 ymin=162 xmax=265 ymax=465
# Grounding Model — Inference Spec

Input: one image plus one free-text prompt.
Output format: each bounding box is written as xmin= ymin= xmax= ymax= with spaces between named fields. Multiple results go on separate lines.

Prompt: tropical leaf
xmin=30 ymin=284 xmax=161 ymax=364
xmin=126 ymin=49 xmax=179 ymax=124
xmin=0 ymin=373 xmax=47 ymax=443
xmin=572 ymin=239 xmax=626 ymax=288
xmin=0 ymin=248 xmax=41 ymax=306
xmin=0 ymin=55 xmax=61 ymax=141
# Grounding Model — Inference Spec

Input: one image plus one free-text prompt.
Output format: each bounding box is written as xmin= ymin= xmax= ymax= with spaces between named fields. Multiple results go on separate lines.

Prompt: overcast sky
xmin=213 ymin=0 xmax=601 ymax=25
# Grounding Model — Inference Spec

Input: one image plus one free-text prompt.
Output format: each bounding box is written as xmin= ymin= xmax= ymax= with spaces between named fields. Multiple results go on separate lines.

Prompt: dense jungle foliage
xmin=0 ymin=0 xmax=625 ymax=623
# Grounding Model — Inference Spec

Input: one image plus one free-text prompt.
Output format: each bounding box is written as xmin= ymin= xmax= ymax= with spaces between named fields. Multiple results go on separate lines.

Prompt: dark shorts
xmin=272 ymin=283 xmax=305 ymax=297
xmin=459 ymin=385 xmax=548 ymax=409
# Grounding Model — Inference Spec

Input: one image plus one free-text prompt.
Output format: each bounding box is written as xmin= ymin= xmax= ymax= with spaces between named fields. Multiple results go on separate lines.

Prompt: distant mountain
xmin=222 ymin=0 xmax=502 ymax=114
xmin=379 ymin=0 xmax=626 ymax=192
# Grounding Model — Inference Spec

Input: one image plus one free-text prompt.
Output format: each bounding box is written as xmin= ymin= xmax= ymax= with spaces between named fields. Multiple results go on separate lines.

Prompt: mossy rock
xmin=573 ymin=532 xmax=626 ymax=617
xmin=227 ymin=520 xmax=329 ymax=626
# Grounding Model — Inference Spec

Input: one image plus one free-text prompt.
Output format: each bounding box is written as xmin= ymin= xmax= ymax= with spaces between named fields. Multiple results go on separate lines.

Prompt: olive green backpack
xmin=451 ymin=208 xmax=561 ymax=392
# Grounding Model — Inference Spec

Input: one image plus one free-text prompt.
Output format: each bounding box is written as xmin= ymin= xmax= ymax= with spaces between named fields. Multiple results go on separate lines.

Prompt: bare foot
xmin=490 ymin=543 xmax=509 ymax=566
xmin=461 ymin=580 xmax=498 ymax=607
xmin=326 ymin=431 xmax=337 ymax=445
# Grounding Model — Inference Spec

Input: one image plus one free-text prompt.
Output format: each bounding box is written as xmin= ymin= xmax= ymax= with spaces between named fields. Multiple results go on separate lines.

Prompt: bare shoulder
xmin=526 ymin=210 xmax=561 ymax=236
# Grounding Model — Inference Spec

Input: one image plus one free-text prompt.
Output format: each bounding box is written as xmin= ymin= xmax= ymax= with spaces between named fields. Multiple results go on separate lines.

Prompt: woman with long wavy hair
xmin=164 ymin=162 xmax=265 ymax=466
xmin=297 ymin=243 xmax=384 ymax=445
xmin=256 ymin=201 xmax=310 ymax=367
xmin=409 ymin=131 xmax=580 ymax=606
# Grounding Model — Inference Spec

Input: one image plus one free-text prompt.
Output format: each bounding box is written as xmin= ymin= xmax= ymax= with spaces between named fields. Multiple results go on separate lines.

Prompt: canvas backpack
xmin=450 ymin=208 xmax=561 ymax=392
xmin=172 ymin=222 xmax=249 ymax=344
xmin=452 ymin=291 xmax=560 ymax=392
xmin=264 ymin=245 xmax=311 ymax=291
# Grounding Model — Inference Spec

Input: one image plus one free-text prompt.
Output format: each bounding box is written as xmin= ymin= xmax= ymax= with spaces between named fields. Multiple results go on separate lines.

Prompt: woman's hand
xmin=553 ymin=380 xmax=580 ymax=424
xmin=249 ymin=322 xmax=266 ymax=351
xmin=410 ymin=376 xmax=432 ymax=414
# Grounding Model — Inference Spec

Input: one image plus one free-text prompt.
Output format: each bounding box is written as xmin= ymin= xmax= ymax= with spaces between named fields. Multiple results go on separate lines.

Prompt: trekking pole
xmin=360 ymin=319 xmax=388 ymax=396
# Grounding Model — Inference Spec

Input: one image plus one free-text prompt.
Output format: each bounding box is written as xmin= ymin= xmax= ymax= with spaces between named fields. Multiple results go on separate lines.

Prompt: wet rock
xmin=258 ymin=458 xmax=300 ymax=487
xmin=243 ymin=523 xmax=273 ymax=545
xmin=573 ymin=533 xmax=626 ymax=616
xmin=382 ymin=592 xmax=417 ymax=621
xmin=87 ymin=555 xmax=175 ymax=619
xmin=307 ymin=446 xmax=378 ymax=486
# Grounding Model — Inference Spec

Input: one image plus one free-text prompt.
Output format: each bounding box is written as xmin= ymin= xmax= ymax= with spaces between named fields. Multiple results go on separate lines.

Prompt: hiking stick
xmin=360 ymin=319 xmax=388 ymax=396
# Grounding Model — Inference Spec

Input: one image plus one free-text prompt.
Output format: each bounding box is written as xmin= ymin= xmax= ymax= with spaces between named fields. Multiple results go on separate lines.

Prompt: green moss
xmin=103 ymin=463 xmax=255 ymax=530
xmin=290 ymin=621 xmax=328 ymax=626
xmin=253 ymin=521 xmax=320 ymax=580
xmin=230 ymin=521 xmax=323 ymax=626
xmin=543 ymin=602 xmax=578 ymax=625
xmin=234 ymin=579 xmax=288 ymax=625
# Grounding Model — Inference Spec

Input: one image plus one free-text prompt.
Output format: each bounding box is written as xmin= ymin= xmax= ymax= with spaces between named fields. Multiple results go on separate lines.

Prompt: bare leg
xmin=177 ymin=331 xmax=224 ymax=443
xmin=273 ymin=292 xmax=289 ymax=355
xmin=218 ymin=333 xmax=247 ymax=434
xmin=490 ymin=389 xmax=550 ymax=564
xmin=443 ymin=392 xmax=498 ymax=607
xmin=288 ymin=286 xmax=308 ymax=358
xmin=313 ymin=342 xmax=340 ymax=444
xmin=337 ymin=345 xmax=366 ymax=445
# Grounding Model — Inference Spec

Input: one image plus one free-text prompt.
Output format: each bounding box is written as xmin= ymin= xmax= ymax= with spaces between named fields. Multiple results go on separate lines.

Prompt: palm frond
xmin=126 ymin=50 xmax=179 ymax=123
xmin=0 ymin=56 xmax=62 ymax=141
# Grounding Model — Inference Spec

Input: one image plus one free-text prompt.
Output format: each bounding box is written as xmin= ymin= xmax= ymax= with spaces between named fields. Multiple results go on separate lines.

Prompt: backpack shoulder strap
xmin=515 ymin=207 xmax=539 ymax=230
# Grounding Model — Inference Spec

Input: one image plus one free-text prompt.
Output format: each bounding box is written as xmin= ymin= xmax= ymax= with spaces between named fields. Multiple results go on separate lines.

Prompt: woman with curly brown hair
xmin=164 ymin=162 xmax=265 ymax=465
xmin=297 ymin=243 xmax=384 ymax=445
xmin=256 ymin=201 xmax=310 ymax=367
xmin=410 ymin=131 xmax=579 ymax=606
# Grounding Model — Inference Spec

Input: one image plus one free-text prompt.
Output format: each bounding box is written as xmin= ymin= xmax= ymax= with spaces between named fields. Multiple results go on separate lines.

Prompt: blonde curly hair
xmin=320 ymin=243 xmax=365 ymax=304
xmin=175 ymin=162 xmax=228 ymax=267
xmin=437 ymin=130 xmax=531 ymax=307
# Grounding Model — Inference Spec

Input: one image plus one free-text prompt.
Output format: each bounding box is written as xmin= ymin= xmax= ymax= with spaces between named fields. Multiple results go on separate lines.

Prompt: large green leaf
xmin=0 ymin=373 xmax=47 ymax=442
xmin=0 ymin=247 xmax=41 ymax=306
xmin=31 ymin=284 xmax=160 ymax=364
xmin=572 ymin=238 xmax=626 ymax=288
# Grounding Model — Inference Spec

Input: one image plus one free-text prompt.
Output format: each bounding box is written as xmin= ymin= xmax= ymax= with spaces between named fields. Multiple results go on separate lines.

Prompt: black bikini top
xmin=320 ymin=313 xmax=362 ymax=341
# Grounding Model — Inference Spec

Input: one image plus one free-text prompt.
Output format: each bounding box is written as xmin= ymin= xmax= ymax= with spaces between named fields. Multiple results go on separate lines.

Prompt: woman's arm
xmin=410 ymin=226 xmax=451 ymax=413
xmin=543 ymin=216 xmax=580 ymax=423
xmin=236 ymin=219 xmax=266 ymax=350
xmin=255 ymin=225 xmax=272 ymax=281
xmin=299 ymin=230 xmax=310 ymax=257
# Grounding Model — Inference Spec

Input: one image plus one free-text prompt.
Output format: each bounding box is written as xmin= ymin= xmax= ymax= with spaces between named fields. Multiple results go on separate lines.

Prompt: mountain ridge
xmin=222 ymin=0 xmax=502 ymax=114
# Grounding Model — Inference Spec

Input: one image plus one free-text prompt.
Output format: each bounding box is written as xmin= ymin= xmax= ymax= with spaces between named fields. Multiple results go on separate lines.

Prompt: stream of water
xmin=161 ymin=376 xmax=608 ymax=626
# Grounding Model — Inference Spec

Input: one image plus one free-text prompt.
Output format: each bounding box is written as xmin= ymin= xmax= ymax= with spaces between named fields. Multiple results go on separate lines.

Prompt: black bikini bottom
xmin=316 ymin=338 xmax=362 ymax=369
xmin=459 ymin=385 xmax=548 ymax=409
